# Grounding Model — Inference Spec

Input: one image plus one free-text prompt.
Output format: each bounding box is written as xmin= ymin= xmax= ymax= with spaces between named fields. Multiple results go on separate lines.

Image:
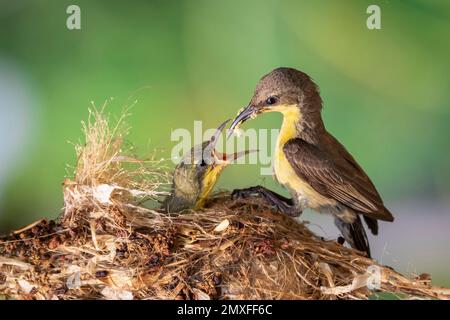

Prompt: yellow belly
xmin=273 ymin=146 xmax=335 ymax=209
xmin=272 ymin=106 xmax=336 ymax=209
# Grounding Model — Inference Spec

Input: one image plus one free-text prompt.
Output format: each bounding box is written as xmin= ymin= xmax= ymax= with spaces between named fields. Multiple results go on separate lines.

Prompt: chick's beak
xmin=207 ymin=119 xmax=258 ymax=166
xmin=227 ymin=104 xmax=258 ymax=138
xmin=204 ymin=119 xmax=230 ymax=166
xmin=209 ymin=119 xmax=230 ymax=149
xmin=214 ymin=149 xmax=258 ymax=165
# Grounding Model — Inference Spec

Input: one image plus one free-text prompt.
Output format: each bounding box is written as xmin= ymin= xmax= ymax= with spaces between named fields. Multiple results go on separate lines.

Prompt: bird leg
xmin=231 ymin=185 xmax=300 ymax=217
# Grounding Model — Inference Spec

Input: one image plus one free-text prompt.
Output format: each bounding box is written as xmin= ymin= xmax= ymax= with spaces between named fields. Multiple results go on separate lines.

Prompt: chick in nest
xmin=162 ymin=120 xmax=254 ymax=212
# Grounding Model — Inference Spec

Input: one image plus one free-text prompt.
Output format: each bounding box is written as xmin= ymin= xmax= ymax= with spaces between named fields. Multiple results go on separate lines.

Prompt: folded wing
xmin=283 ymin=138 xmax=394 ymax=222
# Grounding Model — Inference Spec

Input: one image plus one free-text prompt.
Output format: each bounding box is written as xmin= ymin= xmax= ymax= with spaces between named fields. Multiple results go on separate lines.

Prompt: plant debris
xmin=1 ymin=107 xmax=449 ymax=300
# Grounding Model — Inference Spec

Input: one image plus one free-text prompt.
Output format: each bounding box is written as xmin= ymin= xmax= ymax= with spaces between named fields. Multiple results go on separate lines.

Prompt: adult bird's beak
xmin=227 ymin=104 xmax=258 ymax=138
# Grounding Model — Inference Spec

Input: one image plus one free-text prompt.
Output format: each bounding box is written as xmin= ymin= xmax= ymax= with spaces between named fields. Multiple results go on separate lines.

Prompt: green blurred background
xmin=0 ymin=0 xmax=449 ymax=285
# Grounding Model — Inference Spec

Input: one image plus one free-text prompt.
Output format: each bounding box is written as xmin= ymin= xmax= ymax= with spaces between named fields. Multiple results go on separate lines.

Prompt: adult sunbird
xmin=162 ymin=120 xmax=253 ymax=213
xmin=228 ymin=67 xmax=394 ymax=257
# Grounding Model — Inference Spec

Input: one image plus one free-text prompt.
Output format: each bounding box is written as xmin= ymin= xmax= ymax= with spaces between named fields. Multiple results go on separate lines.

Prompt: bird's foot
xmin=231 ymin=186 xmax=300 ymax=217
xmin=231 ymin=186 xmax=264 ymax=200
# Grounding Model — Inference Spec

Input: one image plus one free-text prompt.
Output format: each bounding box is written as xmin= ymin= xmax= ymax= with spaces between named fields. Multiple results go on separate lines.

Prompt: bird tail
xmin=363 ymin=216 xmax=378 ymax=235
xmin=334 ymin=215 xmax=371 ymax=258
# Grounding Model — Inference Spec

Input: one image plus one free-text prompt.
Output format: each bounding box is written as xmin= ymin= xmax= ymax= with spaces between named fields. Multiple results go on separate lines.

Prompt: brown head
xmin=229 ymin=67 xmax=324 ymax=136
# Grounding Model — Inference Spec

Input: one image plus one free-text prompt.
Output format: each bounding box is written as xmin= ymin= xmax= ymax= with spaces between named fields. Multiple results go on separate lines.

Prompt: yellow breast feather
xmin=272 ymin=105 xmax=335 ymax=208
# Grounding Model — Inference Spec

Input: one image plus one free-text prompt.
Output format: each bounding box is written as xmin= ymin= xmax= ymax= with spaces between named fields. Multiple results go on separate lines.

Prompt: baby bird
xmin=162 ymin=120 xmax=252 ymax=212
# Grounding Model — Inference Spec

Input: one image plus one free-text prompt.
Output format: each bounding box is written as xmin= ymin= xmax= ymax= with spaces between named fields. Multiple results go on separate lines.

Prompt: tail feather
xmin=363 ymin=216 xmax=378 ymax=235
xmin=334 ymin=215 xmax=371 ymax=258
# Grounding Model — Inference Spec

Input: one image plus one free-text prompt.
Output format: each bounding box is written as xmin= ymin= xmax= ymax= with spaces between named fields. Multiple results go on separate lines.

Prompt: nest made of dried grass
xmin=1 ymin=107 xmax=449 ymax=300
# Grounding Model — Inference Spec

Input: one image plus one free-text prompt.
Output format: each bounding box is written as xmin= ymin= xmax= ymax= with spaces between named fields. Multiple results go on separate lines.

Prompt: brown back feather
xmin=283 ymin=137 xmax=394 ymax=222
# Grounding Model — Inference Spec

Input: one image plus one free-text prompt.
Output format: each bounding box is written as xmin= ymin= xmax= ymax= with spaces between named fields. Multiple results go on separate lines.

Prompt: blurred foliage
xmin=0 ymin=0 xmax=449 ymax=231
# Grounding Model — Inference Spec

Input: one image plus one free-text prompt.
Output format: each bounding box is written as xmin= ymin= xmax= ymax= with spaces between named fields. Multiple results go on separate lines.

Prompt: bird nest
xmin=0 ymin=108 xmax=449 ymax=300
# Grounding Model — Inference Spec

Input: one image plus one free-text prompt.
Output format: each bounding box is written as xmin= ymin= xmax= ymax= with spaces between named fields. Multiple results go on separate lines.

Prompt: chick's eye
xmin=266 ymin=96 xmax=277 ymax=105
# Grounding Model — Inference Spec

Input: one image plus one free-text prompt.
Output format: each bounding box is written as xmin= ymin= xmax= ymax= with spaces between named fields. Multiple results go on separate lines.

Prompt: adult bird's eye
xmin=266 ymin=96 xmax=277 ymax=105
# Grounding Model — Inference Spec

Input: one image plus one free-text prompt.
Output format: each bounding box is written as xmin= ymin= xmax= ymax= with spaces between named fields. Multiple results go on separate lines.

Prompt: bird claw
xmin=231 ymin=186 xmax=301 ymax=217
xmin=231 ymin=187 xmax=260 ymax=200
xmin=231 ymin=186 xmax=267 ymax=201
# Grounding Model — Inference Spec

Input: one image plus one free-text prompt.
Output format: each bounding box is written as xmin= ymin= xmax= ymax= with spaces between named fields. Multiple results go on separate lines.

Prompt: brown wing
xmin=283 ymin=138 xmax=394 ymax=222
